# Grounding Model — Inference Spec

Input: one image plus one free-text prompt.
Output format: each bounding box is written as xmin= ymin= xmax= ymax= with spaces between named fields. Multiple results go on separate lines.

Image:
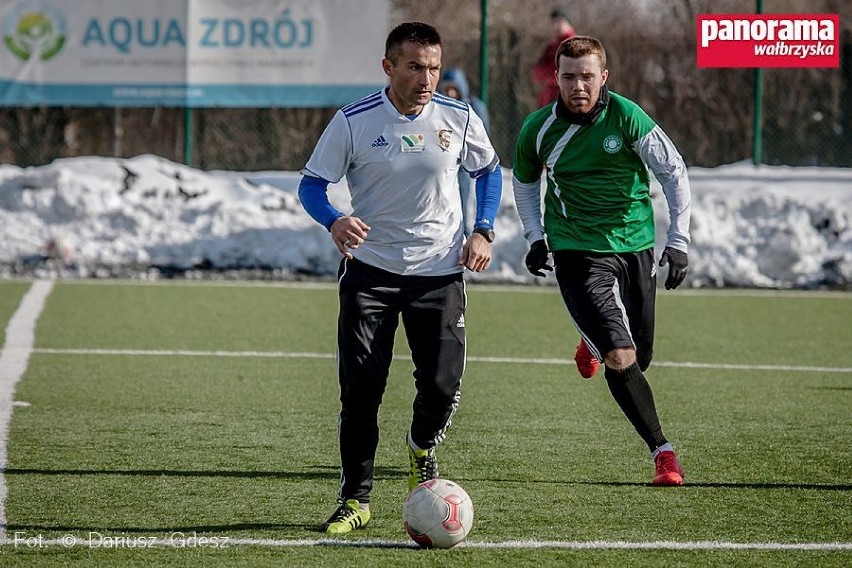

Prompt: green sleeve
xmin=618 ymin=95 xmax=657 ymax=146
xmin=512 ymin=115 xmax=544 ymax=184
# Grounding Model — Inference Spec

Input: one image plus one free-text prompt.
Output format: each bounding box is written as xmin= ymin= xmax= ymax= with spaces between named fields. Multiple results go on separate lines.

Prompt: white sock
xmin=652 ymin=442 xmax=674 ymax=458
xmin=408 ymin=432 xmax=424 ymax=452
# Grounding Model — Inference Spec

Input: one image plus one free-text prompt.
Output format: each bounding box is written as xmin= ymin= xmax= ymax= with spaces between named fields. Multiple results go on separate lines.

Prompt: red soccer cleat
xmin=574 ymin=339 xmax=600 ymax=379
xmin=652 ymin=450 xmax=685 ymax=486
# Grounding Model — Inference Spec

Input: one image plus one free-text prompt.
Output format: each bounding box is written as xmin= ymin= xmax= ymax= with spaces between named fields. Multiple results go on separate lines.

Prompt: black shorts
xmin=553 ymin=248 xmax=657 ymax=370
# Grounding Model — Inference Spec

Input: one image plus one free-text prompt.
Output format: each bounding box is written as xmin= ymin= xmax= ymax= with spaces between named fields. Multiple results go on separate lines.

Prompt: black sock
xmin=604 ymin=362 xmax=668 ymax=452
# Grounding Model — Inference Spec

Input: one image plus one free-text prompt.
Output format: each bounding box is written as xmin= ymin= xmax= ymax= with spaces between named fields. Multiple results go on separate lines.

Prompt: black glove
xmin=525 ymin=239 xmax=553 ymax=277
xmin=659 ymin=247 xmax=688 ymax=290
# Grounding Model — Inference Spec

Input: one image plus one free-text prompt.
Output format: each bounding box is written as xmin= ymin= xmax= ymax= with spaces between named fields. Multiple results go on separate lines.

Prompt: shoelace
xmin=657 ymin=454 xmax=678 ymax=473
xmin=330 ymin=504 xmax=358 ymax=523
xmin=413 ymin=452 xmax=438 ymax=482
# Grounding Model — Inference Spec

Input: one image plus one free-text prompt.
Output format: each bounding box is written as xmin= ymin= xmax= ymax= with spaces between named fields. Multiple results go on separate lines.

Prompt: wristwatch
xmin=473 ymin=226 xmax=495 ymax=243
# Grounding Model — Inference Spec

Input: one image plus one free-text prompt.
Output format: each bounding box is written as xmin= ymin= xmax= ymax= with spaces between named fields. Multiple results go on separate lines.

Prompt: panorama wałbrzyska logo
xmin=2 ymin=0 xmax=66 ymax=61
xmin=697 ymin=14 xmax=839 ymax=68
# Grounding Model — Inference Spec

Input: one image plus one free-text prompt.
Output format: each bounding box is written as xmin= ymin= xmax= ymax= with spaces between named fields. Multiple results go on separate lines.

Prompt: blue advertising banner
xmin=0 ymin=0 xmax=389 ymax=107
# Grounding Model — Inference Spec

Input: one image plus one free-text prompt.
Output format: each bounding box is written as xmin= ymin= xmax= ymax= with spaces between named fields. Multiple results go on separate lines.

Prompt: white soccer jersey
xmin=302 ymin=89 xmax=498 ymax=276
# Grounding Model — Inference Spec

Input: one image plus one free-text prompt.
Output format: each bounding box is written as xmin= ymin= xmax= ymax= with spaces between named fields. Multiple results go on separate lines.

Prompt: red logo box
xmin=697 ymin=14 xmax=840 ymax=68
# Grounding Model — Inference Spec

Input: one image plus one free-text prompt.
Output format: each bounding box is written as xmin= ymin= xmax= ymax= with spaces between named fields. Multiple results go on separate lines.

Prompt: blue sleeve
xmin=473 ymin=166 xmax=502 ymax=229
xmin=298 ymin=175 xmax=343 ymax=231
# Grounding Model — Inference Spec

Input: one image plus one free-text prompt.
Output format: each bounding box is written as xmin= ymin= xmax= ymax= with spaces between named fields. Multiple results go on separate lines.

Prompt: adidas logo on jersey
xmin=456 ymin=314 xmax=465 ymax=328
xmin=371 ymin=135 xmax=389 ymax=147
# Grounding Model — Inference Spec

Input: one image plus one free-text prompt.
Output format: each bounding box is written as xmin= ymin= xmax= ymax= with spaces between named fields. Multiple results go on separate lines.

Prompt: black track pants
xmin=336 ymin=258 xmax=466 ymax=502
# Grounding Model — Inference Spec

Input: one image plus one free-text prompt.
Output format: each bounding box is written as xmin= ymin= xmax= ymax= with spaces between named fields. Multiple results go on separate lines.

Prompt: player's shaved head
xmin=385 ymin=22 xmax=442 ymax=63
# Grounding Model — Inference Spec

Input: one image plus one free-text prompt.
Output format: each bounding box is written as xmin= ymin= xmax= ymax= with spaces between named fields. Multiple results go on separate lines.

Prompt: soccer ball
xmin=402 ymin=479 xmax=473 ymax=549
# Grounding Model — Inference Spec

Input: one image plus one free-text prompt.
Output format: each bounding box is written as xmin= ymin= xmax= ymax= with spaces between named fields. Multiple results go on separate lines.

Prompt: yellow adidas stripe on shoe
xmin=321 ymin=499 xmax=371 ymax=534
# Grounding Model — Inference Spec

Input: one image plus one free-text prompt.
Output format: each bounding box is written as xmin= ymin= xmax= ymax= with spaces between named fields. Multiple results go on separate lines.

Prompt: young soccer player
xmin=513 ymin=36 xmax=690 ymax=486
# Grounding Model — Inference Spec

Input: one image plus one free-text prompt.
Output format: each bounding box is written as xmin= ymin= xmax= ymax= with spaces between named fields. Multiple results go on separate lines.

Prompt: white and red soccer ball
xmin=402 ymin=478 xmax=473 ymax=549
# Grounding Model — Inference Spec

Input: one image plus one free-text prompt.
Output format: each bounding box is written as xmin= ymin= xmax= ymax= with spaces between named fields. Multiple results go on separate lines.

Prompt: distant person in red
xmin=532 ymin=8 xmax=576 ymax=107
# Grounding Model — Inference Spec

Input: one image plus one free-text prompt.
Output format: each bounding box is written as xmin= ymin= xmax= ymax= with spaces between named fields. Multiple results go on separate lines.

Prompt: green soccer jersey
xmin=513 ymin=91 xmax=658 ymax=253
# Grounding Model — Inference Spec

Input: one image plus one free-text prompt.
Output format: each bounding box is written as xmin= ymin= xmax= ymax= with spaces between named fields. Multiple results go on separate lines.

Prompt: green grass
xmin=1 ymin=280 xmax=850 ymax=566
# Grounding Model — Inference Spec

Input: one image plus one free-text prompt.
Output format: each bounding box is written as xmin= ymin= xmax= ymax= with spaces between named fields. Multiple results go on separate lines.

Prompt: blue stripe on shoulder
xmin=344 ymin=101 xmax=383 ymax=118
xmin=342 ymin=91 xmax=382 ymax=113
xmin=432 ymin=93 xmax=469 ymax=111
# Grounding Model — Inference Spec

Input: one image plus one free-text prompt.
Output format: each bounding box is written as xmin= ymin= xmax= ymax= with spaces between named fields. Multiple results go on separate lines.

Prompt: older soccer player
xmin=298 ymin=22 xmax=501 ymax=533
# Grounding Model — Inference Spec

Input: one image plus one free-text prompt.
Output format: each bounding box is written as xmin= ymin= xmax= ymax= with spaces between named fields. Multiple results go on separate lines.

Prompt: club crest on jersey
xmin=437 ymin=129 xmax=453 ymax=151
xmin=400 ymin=134 xmax=425 ymax=152
xmin=603 ymin=135 xmax=623 ymax=154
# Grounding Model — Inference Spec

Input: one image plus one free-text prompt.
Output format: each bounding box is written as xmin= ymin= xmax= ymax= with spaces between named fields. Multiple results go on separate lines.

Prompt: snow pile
xmin=683 ymin=164 xmax=851 ymax=288
xmin=0 ymin=155 xmax=849 ymax=288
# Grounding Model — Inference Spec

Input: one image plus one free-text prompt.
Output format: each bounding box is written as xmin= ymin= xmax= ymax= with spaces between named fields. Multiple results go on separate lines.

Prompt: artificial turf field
xmin=0 ymin=279 xmax=849 ymax=566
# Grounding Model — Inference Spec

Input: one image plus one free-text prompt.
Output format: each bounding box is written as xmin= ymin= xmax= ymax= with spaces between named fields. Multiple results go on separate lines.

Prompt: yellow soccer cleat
xmin=321 ymin=499 xmax=371 ymax=534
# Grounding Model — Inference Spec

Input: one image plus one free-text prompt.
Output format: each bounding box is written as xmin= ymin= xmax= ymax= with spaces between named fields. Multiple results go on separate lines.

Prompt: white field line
xmin=0 ymin=280 xmax=54 ymax=541
xmin=22 ymin=277 xmax=852 ymax=299
xmin=0 ymin=536 xmax=849 ymax=551
xmin=32 ymin=348 xmax=852 ymax=374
